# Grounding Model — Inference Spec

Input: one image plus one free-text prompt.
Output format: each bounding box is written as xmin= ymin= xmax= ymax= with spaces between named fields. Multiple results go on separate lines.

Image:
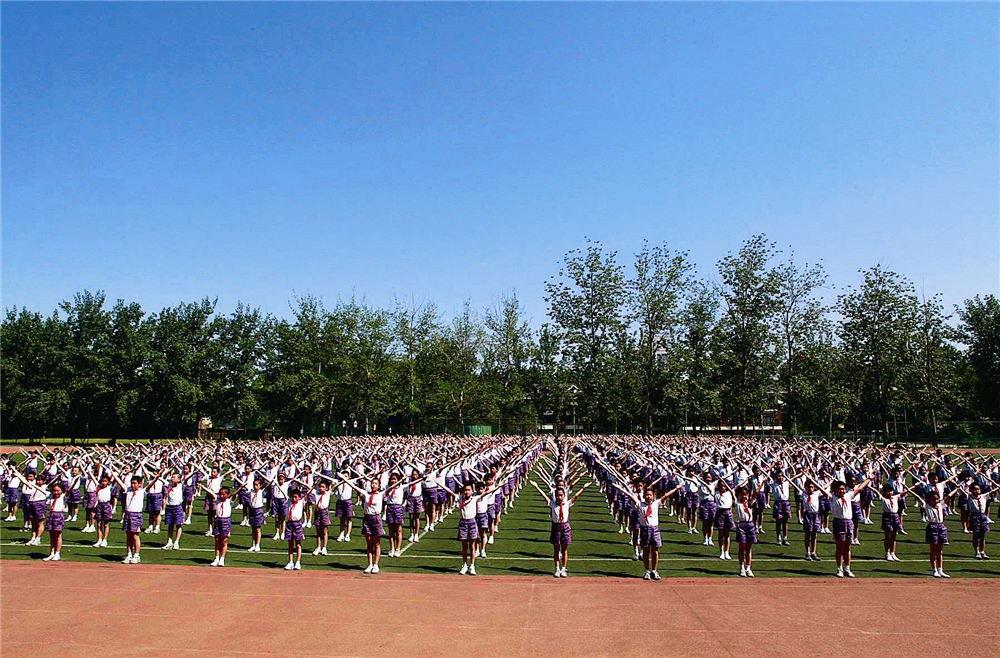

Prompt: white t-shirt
xmin=361 ymin=490 xmax=384 ymax=516
xmin=636 ymin=499 xmax=661 ymax=527
xmin=124 ymin=488 xmax=145 ymax=513
xmin=287 ymin=499 xmax=305 ymax=521
xmin=457 ymin=494 xmax=479 ymax=520
xmin=216 ymin=499 xmax=233 ymax=519
xmin=829 ymin=491 xmax=857 ymax=520
xmin=549 ymin=498 xmax=572 ymax=523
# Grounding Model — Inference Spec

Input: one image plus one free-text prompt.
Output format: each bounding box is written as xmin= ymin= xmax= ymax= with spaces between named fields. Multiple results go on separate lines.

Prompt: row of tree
xmin=2 ymin=235 xmax=998 ymax=440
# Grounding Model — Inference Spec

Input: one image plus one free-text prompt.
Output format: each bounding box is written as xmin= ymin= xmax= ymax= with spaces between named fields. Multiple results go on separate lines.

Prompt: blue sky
xmin=3 ymin=2 xmax=997 ymax=324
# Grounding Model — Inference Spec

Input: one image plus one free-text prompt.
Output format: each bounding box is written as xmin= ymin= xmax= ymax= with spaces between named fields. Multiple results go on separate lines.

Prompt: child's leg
xmin=560 ymin=545 xmax=568 ymax=568
xmin=642 ymin=546 xmax=651 ymax=571
xmin=649 ymin=546 xmax=659 ymax=572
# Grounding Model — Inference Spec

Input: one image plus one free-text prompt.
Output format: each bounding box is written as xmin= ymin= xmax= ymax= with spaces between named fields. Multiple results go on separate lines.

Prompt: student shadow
xmin=766 ymin=565 xmax=822 ymax=577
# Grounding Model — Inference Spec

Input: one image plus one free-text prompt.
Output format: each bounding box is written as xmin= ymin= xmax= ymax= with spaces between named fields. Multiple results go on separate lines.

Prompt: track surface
xmin=2 ymin=560 xmax=998 ymax=657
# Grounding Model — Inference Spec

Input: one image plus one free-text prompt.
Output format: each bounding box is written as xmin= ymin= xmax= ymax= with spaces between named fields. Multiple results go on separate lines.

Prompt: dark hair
xmin=220 ymin=486 xmax=230 ymax=496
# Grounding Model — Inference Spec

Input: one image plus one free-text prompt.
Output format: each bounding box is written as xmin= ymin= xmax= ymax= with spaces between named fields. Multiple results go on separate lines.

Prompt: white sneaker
xmin=248 ymin=545 xmax=256 ymax=552
xmin=132 ymin=554 xmax=141 ymax=564
xmin=836 ymin=567 xmax=844 ymax=578
xmin=336 ymin=532 xmax=344 ymax=542
xmin=210 ymin=557 xmax=220 ymax=567
xmin=172 ymin=542 xmax=180 ymax=550
xmin=932 ymin=568 xmax=941 ymax=578
xmin=163 ymin=540 xmax=174 ymax=550
xmin=644 ymin=570 xmax=652 ymax=580
xmin=560 ymin=567 xmax=568 ymax=577
xmin=468 ymin=565 xmax=477 ymax=576
xmin=123 ymin=553 xmax=134 ymax=564
xmin=885 ymin=552 xmax=892 ymax=561
xmin=938 ymin=570 xmax=950 ymax=578
xmin=745 ymin=567 xmax=754 ymax=577
xmin=184 ymin=517 xmax=192 ymax=525
xmin=364 ymin=564 xmax=374 ymax=574
xmin=272 ymin=533 xmax=281 ymax=541
xmin=240 ymin=519 xmax=250 ymax=526
xmin=217 ymin=558 xmax=225 ymax=567
xmin=52 ymin=552 xmax=61 ymax=561
xmin=844 ymin=567 xmax=855 ymax=578
xmin=651 ymin=570 xmax=660 ymax=581
xmin=488 ymin=536 xmax=494 ymax=545
xmin=294 ymin=561 xmax=301 ymax=570
xmin=725 ymin=551 xmax=732 ymax=560
xmin=739 ymin=565 xmax=746 ymax=577
xmin=204 ymin=531 xmax=213 ymax=537
xmin=153 ymin=526 xmax=160 ymax=533
xmin=371 ymin=564 xmax=380 ymax=574
xmin=312 ymin=547 xmax=322 ymax=556
xmin=43 ymin=553 xmax=55 ymax=561
xmin=719 ymin=552 xmax=726 ymax=560
xmin=321 ymin=547 xmax=328 ymax=556
xmin=460 ymin=563 xmax=469 ymax=575
xmin=481 ymin=549 xmax=487 ymax=559
xmin=93 ymin=541 xmax=103 ymax=547
xmin=284 ymin=561 xmax=295 ymax=570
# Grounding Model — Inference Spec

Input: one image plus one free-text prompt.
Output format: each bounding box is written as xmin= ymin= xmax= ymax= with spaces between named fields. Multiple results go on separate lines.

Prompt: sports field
xmin=2 ymin=462 xmax=998 ymax=579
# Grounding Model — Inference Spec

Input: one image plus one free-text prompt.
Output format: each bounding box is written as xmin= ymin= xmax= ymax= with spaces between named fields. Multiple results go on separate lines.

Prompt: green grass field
xmin=2 ymin=464 xmax=998 ymax=578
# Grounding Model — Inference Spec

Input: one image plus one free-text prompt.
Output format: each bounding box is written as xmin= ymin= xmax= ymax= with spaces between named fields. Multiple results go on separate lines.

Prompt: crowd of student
xmin=2 ymin=434 xmax=995 ymax=579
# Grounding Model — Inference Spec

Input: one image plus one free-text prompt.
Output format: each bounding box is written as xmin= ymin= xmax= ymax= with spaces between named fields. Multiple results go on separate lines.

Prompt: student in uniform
xmin=811 ymin=473 xmax=874 ymax=578
xmin=246 ymin=477 xmax=267 ymax=553
xmin=966 ymin=481 xmax=991 ymax=559
xmin=770 ymin=471 xmax=792 ymax=546
xmin=283 ymin=488 xmax=306 ymax=570
xmin=383 ymin=473 xmax=406 ymax=557
xmin=200 ymin=484 xmax=234 ymax=567
xmin=877 ymin=483 xmax=903 ymax=562
xmin=337 ymin=474 xmax=384 ymax=574
xmin=162 ymin=473 xmax=186 ymax=550
xmin=529 ymin=479 xmax=592 ymax=578
xmin=612 ymin=479 xmax=684 ymax=581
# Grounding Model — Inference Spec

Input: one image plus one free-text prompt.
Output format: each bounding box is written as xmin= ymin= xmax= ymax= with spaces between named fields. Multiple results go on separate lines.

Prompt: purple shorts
xmin=335 ymin=499 xmax=355 ymax=519
xmin=122 ymin=510 xmax=143 ymax=533
xmin=803 ymin=510 xmax=820 ymax=533
xmin=361 ymin=513 xmax=383 ymax=538
xmin=881 ymin=512 xmax=902 ymax=533
xmin=385 ymin=503 xmax=404 ymax=526
xmin=204 ymin=497 xmax=216 ymax=512
xmin=146 ymin=492 xmax=163 ymax=512
xmin=3 ymin=487 xmax=19 ymax=505
xmin=434 ymin=489 xmax=447 ymax=505
xmin=164 ymin=504 xmax=185 ymax=527
xmin=271 ymin=498 xmax=288 ymax=519
xmin=549 ymin=521 xmax=572 ymax=546
xmin=772 ymin=501 xmax=791 ymax=521
xmin=95 ymin=500 xmax=113 ymax=522
xmin=475 ymin=512 xmax=490 ymax=531
xmin=684 ymin=492 xmax=700 ymax=510
xmin=249 ymin=506 xmax=266 ymax=528
xmin=406 ymin=497 xmax=424 ymax=514
xmin=832 ymin=518 xmax=854 ymax=542
xmin=183 ymin=485 xmax=195 ymax=504
xmin=925 ymin=522 xmax=949 ymax=545
xmin=213 ymin=517 xmax=232 ymax=538
xmin=83 ymin=491 xmax=98 ymax=510
xmin=286 ymin=519 xmax=305 ymax=542
xmin=715 ymin=508 xmax=736 ymax=531
xmin=458 ymin=517 xmax=479 ymax=541
xmin=314 ymin=507 xmax=331 ymax=528
xmin=735 ymin=521 xmax=757 ymax=545
xmin=27 ymin=500 xmax=46 ymax=522
xmin=66 ymin=488 xmax=82 ymax=505
xmin=45 ymin=511 xmax=66 ymax=533
xmin=970 ymin=513 xmax=991 ymax=534
xmin=699 ymin=500 xmax=717 ymax=523
xmin=638 ymin=525 xmax=662 ymax=547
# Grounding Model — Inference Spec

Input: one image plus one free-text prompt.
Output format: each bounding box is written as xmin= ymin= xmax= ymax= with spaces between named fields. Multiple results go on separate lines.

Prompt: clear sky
xmin=3 ymin=2 xmax=997 ymax=324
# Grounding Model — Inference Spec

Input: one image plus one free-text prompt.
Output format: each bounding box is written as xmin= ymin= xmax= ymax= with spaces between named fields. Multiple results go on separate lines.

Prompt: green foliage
xmin=1 ymin=237 xmax=996 ymax=438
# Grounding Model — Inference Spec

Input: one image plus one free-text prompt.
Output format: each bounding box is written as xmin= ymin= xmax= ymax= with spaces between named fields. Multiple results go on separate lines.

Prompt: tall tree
xmin=629 ymin=241 xmax=693 ymax=432
xmin=391 ymin=299 xmax=442 ymax=433
xmin=773 ymin=253 xmax=828 ymax=435
xmin=434 ymin=302 xmax=485 ymax=432
xmin=715 ymin=235 xmax=782 ymax=433
xmin=483 ymin=294 xmax=534 ymax=433
xmin=837 ymin=266 xmax=918 ymax=438
xmin=678 ymin=282 xmax=721 ymax=432
xmin=545 ymin=240 xmax=627 ymax=431
xmin=954 ymin=294 xmax=1000 ymax=421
